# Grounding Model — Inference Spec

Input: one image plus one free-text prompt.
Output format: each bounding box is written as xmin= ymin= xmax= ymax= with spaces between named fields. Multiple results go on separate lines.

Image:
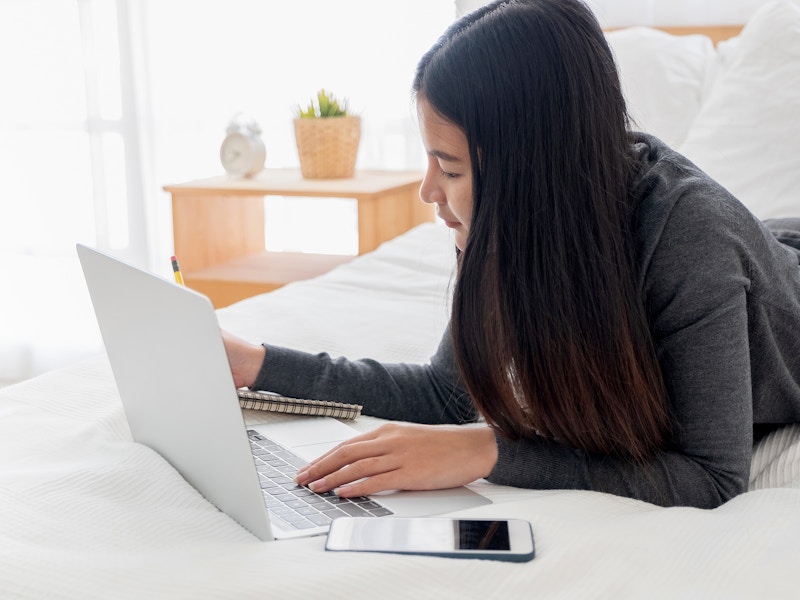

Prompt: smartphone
xmin=325 ymin=517 xmax=535 ymax=562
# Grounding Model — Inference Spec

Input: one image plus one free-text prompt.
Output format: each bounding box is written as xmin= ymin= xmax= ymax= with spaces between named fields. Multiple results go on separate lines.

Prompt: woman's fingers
xmin=330 ymin=471 xmax=406 ymax=499
xmin=310 ymin=455 xmax=401 ymax=495
xmin=295 ymin=434 xmax=396 ymax=491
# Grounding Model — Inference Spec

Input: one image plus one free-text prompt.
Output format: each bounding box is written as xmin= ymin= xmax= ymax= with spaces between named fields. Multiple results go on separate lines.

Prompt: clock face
xmin=220 ymin=132 xmax=253 ymax=175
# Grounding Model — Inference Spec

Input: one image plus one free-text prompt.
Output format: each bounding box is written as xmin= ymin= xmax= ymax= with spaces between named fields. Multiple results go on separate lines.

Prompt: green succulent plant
xmin=295 ymin=89 xmax=351 ymax=118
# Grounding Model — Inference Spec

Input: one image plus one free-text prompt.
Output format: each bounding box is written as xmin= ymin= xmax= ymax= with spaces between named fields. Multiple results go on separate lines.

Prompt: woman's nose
xmin=419 ymin=167 xmax=445 ymax=205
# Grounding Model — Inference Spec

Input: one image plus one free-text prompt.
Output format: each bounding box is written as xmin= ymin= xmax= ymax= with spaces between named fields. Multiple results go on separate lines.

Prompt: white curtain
xmin=0 ymin=0 xmax=456 ymax=384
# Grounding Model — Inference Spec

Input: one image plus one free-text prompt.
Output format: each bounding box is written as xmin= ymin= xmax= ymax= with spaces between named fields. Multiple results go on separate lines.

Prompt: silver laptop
xmin=77 ymin=244 xmax=490 ymax=541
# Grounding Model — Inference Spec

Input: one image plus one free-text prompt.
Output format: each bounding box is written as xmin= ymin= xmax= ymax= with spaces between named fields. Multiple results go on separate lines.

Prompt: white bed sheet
xmin=2 ymin=223 xmax=799 ymax=599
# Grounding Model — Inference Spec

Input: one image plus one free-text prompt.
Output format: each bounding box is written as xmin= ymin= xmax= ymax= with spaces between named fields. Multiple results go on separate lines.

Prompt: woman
xmin=224 ymin=0 xmax=800 ymax=508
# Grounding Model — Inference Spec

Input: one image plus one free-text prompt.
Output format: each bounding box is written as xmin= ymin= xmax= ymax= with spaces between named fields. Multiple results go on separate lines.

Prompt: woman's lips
xmin=437 ymin=211 xmax=460 ymax=228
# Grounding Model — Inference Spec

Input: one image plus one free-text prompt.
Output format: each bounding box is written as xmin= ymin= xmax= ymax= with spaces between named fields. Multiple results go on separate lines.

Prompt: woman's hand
xmin=295 ymin=423 xmax=499 ymax=497
xmin=220 ymin=330 xmax=265 ymax=389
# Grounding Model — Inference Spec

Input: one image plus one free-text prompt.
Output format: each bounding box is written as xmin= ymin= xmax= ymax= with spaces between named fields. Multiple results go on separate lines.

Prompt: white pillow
xmin=678 ymin=1 xmax=800 ymax=220
xmin=606 ymin=27 xmax=716 ymax=147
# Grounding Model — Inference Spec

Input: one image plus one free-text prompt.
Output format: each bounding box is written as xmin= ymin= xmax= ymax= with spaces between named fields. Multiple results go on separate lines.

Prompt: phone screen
xmin=454 ymin=520 xmax=510 ymax=550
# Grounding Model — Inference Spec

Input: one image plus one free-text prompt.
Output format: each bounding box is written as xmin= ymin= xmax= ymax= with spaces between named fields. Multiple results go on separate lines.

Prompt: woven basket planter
xmin=293 ymin=116 xmax=361 ymax=179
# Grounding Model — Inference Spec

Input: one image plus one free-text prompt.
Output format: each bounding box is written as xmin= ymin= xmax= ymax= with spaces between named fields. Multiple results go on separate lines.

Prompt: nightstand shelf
xmin=164 ymin=168 xmax=431 ymax=308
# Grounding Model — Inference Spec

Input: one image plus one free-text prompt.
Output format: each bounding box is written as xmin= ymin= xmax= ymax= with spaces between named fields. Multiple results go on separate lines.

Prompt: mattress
xmin=1 ymin=224 xmax=798 ymax=599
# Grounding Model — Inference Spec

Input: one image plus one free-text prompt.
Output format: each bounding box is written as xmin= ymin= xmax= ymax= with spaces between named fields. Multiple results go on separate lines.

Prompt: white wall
xmin=456 ymin=0 xmax=793 ymax=26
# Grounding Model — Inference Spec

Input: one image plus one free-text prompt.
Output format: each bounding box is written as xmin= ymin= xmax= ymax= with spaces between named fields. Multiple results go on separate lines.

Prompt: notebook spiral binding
xmin=237 ymin=389 xmax=362 ymax=420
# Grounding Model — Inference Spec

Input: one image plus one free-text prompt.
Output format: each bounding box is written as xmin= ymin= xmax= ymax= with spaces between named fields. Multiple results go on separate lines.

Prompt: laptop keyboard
xmin=247 ymin=430 xmax=393 ymax=531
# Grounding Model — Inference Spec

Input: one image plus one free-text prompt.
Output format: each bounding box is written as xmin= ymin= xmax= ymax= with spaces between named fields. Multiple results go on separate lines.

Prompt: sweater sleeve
xmin=251 ymin=325 xmax=479 ymax=425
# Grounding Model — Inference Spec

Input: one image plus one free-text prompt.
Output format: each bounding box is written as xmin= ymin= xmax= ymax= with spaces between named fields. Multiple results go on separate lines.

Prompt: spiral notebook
xmin=237 ymin=389 xmax=362 ymax=420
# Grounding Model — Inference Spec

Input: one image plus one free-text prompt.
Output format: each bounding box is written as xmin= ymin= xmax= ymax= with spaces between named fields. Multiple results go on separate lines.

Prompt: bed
xmin=3 ymin=2 xmax=800 ymax=598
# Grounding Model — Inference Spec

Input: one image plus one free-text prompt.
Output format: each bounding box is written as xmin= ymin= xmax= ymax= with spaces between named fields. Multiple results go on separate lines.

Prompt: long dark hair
xmin=413 ymin=0 xmax=670 ymax=462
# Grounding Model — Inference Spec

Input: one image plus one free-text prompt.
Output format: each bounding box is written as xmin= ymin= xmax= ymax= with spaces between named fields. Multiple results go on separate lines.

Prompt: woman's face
xmin=417 ymin=97 xmax=473 ymax=251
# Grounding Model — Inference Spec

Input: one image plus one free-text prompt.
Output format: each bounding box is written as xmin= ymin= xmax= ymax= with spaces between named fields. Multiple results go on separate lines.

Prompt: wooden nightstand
xmin=164 ymin=169 xmax=431 ymax=308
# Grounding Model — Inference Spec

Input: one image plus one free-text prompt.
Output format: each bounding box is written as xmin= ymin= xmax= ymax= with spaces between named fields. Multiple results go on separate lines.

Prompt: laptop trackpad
xmin=375 ymin=486 xmax=491 ymax=516
xmin=252 ymin=418 xmax=359 ymax=462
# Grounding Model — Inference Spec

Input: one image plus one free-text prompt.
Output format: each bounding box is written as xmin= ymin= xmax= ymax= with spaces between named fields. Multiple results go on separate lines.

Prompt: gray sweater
xmin=253 ymin=134 xmax=800 ymax=508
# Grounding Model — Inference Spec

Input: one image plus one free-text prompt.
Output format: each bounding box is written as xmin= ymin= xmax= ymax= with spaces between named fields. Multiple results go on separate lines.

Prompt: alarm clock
xmin=220 ymin=118 xmax=266 ymax=177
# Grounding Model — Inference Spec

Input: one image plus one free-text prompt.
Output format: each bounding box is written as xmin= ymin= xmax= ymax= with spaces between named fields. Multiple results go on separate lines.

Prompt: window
xmin=0 ymin=0 xmax=455 ymax=383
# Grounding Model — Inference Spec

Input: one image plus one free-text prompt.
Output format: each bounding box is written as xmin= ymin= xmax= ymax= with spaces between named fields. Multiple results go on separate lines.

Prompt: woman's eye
xmin=440 ymin=168 xmax=458 ymax=179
